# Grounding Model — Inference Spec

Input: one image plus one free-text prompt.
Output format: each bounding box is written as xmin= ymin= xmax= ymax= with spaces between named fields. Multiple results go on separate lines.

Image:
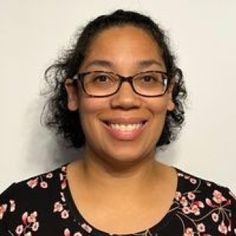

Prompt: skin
xmin=65 ymin=25 xmax=177 ymax=234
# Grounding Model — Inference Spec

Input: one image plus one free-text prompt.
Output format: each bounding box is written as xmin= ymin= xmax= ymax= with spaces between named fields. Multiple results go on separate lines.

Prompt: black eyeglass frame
xmin=72 ymin=70 xmax=170 ymax=98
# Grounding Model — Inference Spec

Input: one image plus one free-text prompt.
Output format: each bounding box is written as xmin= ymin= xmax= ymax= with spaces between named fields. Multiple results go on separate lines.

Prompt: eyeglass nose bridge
xmin=115 ymin=75 xmax=137 ymax=94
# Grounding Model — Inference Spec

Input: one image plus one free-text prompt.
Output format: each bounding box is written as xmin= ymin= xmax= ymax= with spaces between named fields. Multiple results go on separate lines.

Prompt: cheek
xmin=78 ymin=98 xmax=106 ymax=131
xmin=146 ymin=98 xmax=171 ymax=132
xmin=78 ymin=94 xmax=106 ymax=112
xmin=146 ymin=97 xmax=171 ymax=114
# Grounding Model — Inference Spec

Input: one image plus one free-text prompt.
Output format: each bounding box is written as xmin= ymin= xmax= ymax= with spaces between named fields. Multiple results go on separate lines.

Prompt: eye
xmin=93 ymin=74 xmax=111 ymax=83
xmin=138 ymin=74 xmax=161 ymax=84
xmin=88 ymin=72 xmax=115 ymax=84
xmin=134 ymin=72 xmax=165 ymax=89
xmin=141 ymin=75 xmax=157 ymax=82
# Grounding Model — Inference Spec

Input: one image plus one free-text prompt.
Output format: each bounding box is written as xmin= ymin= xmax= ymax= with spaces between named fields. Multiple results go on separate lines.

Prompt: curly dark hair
xmin=42 ymin=9 xmax=187 ymax=148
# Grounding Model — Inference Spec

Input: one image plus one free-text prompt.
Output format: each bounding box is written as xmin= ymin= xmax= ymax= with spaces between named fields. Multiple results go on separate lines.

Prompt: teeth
xmin=110 ymin=123 xmax=143 ymax=131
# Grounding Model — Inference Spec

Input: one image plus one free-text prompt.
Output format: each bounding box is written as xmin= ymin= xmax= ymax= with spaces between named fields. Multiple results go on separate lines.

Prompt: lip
xmin=102 ymin=117 xmax=148 ymax=125
xmin=101 ymin=118 xmax=148 ymax=141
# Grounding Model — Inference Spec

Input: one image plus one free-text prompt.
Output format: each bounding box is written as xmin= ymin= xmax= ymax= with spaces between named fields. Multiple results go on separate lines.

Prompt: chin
xmin=100 ymin=147 xmax=155 ymax=167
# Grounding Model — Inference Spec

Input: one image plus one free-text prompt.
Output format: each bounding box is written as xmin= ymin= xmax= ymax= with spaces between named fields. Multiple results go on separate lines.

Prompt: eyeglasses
xmin=72 ymin=70 xmax=169 ymax=97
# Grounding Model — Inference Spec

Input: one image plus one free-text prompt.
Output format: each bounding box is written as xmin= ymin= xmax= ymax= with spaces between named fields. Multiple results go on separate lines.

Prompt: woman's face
xmin=66 ymin=25 xmax=174 ymax=165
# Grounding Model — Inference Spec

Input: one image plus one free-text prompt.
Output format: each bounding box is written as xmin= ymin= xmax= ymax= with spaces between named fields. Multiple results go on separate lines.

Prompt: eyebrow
xmin=83 ymin=59 xmax=164 ymax=70
xmin=83 ymin=60 xmax=113 ymax=70
xmin=138 ymin=59 xmax=163 ymax=68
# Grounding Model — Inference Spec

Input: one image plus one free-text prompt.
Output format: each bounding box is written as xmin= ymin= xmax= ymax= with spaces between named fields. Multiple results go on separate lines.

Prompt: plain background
xmin=0 ymin=0 xmax=235 ymax=193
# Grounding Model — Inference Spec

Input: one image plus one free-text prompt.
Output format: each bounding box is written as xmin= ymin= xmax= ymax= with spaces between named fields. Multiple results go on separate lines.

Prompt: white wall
xmin=0 ymin=0 xmax=235 ymax=193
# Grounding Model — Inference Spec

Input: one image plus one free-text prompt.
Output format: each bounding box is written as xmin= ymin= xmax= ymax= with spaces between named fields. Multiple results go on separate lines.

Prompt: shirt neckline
xmin=61 ymin=164 xmax=182 ymax=235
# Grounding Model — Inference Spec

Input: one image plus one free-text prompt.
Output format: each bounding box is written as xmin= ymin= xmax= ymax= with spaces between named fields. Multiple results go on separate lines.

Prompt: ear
xmin=64 ymin=79 xmax=79 ymax=111
xmin=167 ymin=99 xmax=175 ymax=111
xmin=166 ymin=81 xmax=175 ymax=111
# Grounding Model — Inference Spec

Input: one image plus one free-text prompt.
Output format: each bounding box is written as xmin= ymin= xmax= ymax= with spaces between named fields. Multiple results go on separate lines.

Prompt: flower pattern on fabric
xmin=173 ymin=172 xmax=235 ymax=235
xmin=53 ymin=167 xmax=71 ymax=221
xmin=0 ymin=165 xmax=235 ymax=235
xmin=27 ymin=172 xmax=53 ymax=189
xmin=0 ymin=203 xmax=8 ymax=220
xmin=0 ymin=199 xmax=15 ymax=220
xmin=14 ymin=211 xmax=39 ymax=235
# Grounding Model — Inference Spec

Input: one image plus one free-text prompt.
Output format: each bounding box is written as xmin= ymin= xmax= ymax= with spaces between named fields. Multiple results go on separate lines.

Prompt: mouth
xmin=104 ymin=121 xmax=147 ymax=132
xmin=101 ymin=119 xmax=147 ymax=141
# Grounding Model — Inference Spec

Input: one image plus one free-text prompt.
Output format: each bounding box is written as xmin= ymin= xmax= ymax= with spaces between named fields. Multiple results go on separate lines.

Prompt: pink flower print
xmin=61 ymin=180 xmax=67 ymax=189
xmin=53 ymin=195 xmax=70 ymax=220
xmin=59 ymin=171 xmax=67 ymax=189
xmin=64 ymin=228 xmax=82 ymax=236
xmin=60 ymin=192 xmax=66 ymax=202
xmin=81 ymin=223 xmax=92 ymax=233
xmin=54 ymin=201 xmax=63 ymax=212
xmin=184 ymin=175 xmax=190 ymax=180
xmin=184 ymin=227 xmax=194 ymax=236
xmin=74 ymin=232 xmax=82 ymax=236
xmin=25 ymin=232 xmax=32 ymax=236
xmin=175 ymin=191 xmax=182 ymax=201
xmin=212 ymin=212 xmax=219 ymax=222
xmin=178 ymin=173 xmax=184 ymax=177
xmin=197 ymin=223 xmax=206 ymax=232
xmin=218 ymin=221 xmax=228 ymax=234
xmin=213 ymin=190 xmax=227 ymax=204
xmin=187 ymin=192 xmax=196 ymax=200
xmin=22 ymin=212 xmax=28 ymax=224
xmin=15 ymin=224 xmax=24 ymax=235
xmin=191 ymin=201 xmax=204 ymax=215
xmin=40 ymin=181 xmax=48 ymax=189
xmin=191 ymin=204 xmax=200 ymax=215
xmin=18 ymin=211 xmax=40 ymax=234
xmin=27 ymin=176 xmax=50 ymax=189
xmin=27 ymin=178 xmax=39 ymax=188
xmin=64 ymin=228 xmax=71 ymax=236
xmin=182 ymin=206 xmax=191 ymax=214
xmin=22 ymin=211 xmax=37 ymax=224
xmin=206 ymin=182 xmax=212 ymax=187
xmin=32 ymin=222 xmax=39 ymax=231
xmin=190 ymin=178 xmax=197 ymax=184
xmin=180 ymin=196 xmax=188 ymax=207
xmin=46 ymin=173 xmax=53 ymax=178
xmin=9 ymin=200 xmax=16 ymax=212
xmin=196 ymin=200 xmax=204 ymax=208
xmin=0 ymin=203 xmax=7 ymax=219
xmin=60 ymin=173 xmax=64 ymax=181
xmin=27 ymin=211 xmax=37 ymax=223
xmin=61 ymin=209 xmax=69 ymax=219
xmin=206 ymin=198 xmax=213 ymax=207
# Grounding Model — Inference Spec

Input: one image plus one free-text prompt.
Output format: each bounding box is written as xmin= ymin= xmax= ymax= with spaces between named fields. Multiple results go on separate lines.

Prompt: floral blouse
xmin=0 ymin=164 xmax=236 ymax=236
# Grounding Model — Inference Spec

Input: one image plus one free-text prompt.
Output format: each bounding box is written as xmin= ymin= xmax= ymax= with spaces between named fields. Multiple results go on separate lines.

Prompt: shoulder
xmin=176 ymin=168 xmax=236 ymax=200
xmin=0 ymin=165 xmax=66 ymax=204
xmin=175 ymin=168 xmax=236 ymax=234
xmin=0 ymin=165 xmax=67 ymax=234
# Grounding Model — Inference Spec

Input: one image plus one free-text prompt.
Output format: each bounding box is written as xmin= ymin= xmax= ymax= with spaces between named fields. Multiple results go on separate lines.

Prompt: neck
xmin=74 ymin=147 xmax=164 ymax=195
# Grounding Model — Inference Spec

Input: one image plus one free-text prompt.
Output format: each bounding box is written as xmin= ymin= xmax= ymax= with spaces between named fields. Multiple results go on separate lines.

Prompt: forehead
xmin=81 ymin=25 xmax=165 ymax=71
xmin=88 ymin=25 xmax=160 ymax=54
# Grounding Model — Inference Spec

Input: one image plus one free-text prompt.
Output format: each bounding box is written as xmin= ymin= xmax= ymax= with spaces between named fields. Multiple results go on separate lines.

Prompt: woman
xmin=0 ymin=10 xmax=235 ymax=236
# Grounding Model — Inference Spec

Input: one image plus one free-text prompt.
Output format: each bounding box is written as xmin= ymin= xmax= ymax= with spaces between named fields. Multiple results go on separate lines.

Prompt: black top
xmin=0 ymin=164 xmax=236 ymax=235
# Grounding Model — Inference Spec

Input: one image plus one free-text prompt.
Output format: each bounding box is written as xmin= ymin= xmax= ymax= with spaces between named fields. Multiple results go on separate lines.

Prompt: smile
xmin=102 ymin=120 xmax=147 ymax=141
xmin=109 ymin=123 xmax=144 ymax=131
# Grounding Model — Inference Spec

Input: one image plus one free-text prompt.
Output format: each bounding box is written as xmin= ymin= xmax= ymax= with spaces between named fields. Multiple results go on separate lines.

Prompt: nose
xmin=110 ymin=81 xmax=142 ymax=109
